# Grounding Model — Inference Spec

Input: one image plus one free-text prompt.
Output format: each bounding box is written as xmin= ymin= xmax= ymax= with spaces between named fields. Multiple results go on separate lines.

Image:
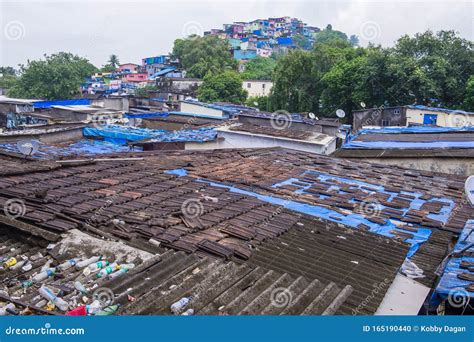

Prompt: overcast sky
xmin=0 ymin=0 xmax=472 ymax=68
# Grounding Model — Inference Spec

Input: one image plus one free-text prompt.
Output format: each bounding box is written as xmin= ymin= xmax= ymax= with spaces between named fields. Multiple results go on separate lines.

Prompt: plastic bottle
xmin=181 ymin=308 xmax=194 ymax=316
xmin=33 ymin=268 xmax=56 ymax=282
xmin=58 ymin=258 xmax=79 ymax=271
xmin=38 ymin=286 xmax=69 ymax=312
xmin=10 ymin=259 xmax=27 ymax=270
xmin=3 ymin=257 xmax=17 ymax=269
xmin=75 ymin=256 xmax=101 ymax=269
xmin=86 ymin=300 xmax=102 ymax=315
xmin=170 ymin=296 xmax=192 ymax=314
xmin=96 ymin=263 xmax=119 ymax=278
xmin=74 ymin=281 xmax=88 ymax=294
xmin=0 ymin=303 xmax=15 ymax=316
xmin=88 ymin=261 xmax=110 ymax=272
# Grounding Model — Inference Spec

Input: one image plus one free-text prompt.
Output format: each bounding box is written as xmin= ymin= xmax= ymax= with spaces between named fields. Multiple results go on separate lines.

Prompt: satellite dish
xmin=17 ymin=140 xmax=39 ymax=156
xmin=465 ymin=175 xmax=474 ymax=206
xmin=336 ymin=109 xmax=346 ymax=118
xmin=308 ymin=112 xmax=316 ymax=120
xmin=360 ymin=102 xmax=366 ymax=108
xmin=253 ymin=102 xmax=259 ymax=107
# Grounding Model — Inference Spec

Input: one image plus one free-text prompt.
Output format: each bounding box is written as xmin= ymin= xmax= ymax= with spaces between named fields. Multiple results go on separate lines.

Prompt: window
xmin=382 ymin=120 xmax=390 ymax=126
xmin=262 ymin=84 xmax=266 ymax=89
xmin=247 ymin=83 xmax=251 ymax=88
xmin=393 ymin=109 xmax=400 ymax=115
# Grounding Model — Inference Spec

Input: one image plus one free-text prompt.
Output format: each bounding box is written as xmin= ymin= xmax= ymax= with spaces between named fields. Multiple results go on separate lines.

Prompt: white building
xmin=243 ymin=80 xmax=273 ymax=97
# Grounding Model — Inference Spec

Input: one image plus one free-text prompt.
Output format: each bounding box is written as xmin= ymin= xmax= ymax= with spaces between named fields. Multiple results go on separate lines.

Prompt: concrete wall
xmin=347 ymin=157 xmax=474 ymax=176
xmin=180 ymin=102 xmax=225 ymax=118
xmin=0 ymin=126 xmax=83 ymax=144
xmin=406 ymin=108 xmax=474 ymax=127
xmin=243 ymin=80 xmax=273 ymax=97
xmin=216 ymin=130 xmax=336 ymax=155
xmin=353 ymin=107 xmax=407 ymax=131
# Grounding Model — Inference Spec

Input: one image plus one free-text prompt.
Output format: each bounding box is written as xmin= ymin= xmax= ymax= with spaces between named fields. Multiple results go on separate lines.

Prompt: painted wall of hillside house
xmin=243 ymin=80 xmax=273 ymax=97
xmin=123 ymin=73 xmax=147 ymax=82
xmin=118 ymin=64 xmax=139 ymax=73
xmin=406 ymin=108 xmax=474 ymax=127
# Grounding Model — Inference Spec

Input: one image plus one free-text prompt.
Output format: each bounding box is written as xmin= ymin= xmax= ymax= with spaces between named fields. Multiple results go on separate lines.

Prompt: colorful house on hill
xmin=117 ymin=63 xmax=140 ymax=73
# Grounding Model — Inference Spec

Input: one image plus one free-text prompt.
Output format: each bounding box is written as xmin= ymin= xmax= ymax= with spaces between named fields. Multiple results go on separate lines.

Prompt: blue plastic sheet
xmin=165 ymin=168 xmax=188 ymax=177
xmin=431 ymin=220 xmax=474 ymax=306
xmin=196 ymin=177 xmax=432 ymax=258
xmin=33 ymin=99 xmax=91 ymax=109
xmin=83 ymin=125 xmax=217 ymax=144
xmin=125 ymin=112 xmax=170 ymax=119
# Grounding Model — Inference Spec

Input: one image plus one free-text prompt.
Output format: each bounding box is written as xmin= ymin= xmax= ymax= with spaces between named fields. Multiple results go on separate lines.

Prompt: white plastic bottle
xmin=88 ymin=261 xmax=110 ymax=272
xmin=0 ymin=303 xmax=15 ymax=316
xmin=96 ymin=263 xmax=118 ymax=278
xmin=75 ymin=256 xmax=101 ymax=269
xmin=33 ymin=268 xmax=56 ymax=282
xmin=58 ymin=258 xmax=79 ymax=271
xmin=38 ymin=286 xmax=69 ymax=312
xmin=170 ymin=296 xmax=192 ymax=314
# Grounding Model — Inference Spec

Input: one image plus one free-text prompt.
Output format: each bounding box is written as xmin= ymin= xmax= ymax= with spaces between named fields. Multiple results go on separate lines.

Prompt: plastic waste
xmin=88 ymin=261 xmax=110 ymax=272
xmin=181 ymin=308 xmax=194 ymax=316
xmin=58 ymin=258 xmax=79 ymax=271
xmin=95 ymin=305 xmax=120 ymax=316
xmin=74 ymin=281 xmax=88 ymax=294
xmin=86 ymin=300 xmax=102 ymax=315
xmin=10 ymin=259 xmax=27 ymax=270
xmin=3 ymin=257 xmax=17 ymax=269
xmin=76 ymin=256 xmax=101 ymax=269
xmin=170 ymin=296 xmax=192 ymax=315
xmin=33 ymin=268 xmax=56 ymax=282
xmin=0 ymin=303 xmax=15 ymax=316
xmin=21 ymin=263 xmax=33 ymax=272
xmin=66 ymin=305 xmax=87 ymax=316
xmin=38 ymin=286 xmax=69 ymax=312
xmin=96 ymin=263 xmax=119 ymax=278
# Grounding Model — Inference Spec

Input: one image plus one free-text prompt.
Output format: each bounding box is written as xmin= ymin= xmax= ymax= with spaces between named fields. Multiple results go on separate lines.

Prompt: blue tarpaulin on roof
xmin=344 ymin=141 xmax=474 ymax=149
xmin=83 ymin=125 xmax=217 ymax=145
xmin=431 ymin=220 xmax=474 ymax=307
xmin=33 ymin=99 xmax=91 ymax=108
xmin=125 ymin=112 xmax=170 ymax=119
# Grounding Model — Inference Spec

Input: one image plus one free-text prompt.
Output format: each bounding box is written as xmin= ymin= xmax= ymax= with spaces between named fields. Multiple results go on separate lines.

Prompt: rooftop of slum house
xmin=0 ymin=123 xmax=86 ymax=136
xmin=237 ymin=111 xmax=342 ymax=127
xmin=0 ymin=226 xmax=356 ymax=316
xmin=0 ymin=147 xmax=471 ymax=314
xmin=221 ymin=123 xmax=335 ymax=145
xmin=83 ymin=125 xmax=217 ymax=144
xmin=125 ymin=111 xmax=231 ymax=124
xmin=180 ymin=100 xmax=256 ymax=117
xmin=333 ymin=126 xmax=474 ymax=158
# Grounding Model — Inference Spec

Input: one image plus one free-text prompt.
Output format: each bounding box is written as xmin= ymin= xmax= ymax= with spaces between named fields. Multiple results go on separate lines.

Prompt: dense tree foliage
xmin=172 ymin=35 xmax=236 ymax=78
xmin=8 ymin=52 xmax=97 ymax=99
xmin=101 ymin=54 xmax=120 ymax=72
xmin=0 ymin=67 xmax=18 ymax=90
xmin=269 ymin=30 xmax=474 ymax=121
xmin=198 ymin=71 xmax=247 ymax=103
xmin=240 ymin=57 xmax=277 ymax=80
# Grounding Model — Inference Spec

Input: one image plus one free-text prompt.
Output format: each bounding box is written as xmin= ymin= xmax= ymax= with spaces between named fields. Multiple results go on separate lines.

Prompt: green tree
xmin=463 ymin=75 xmax=474 ymax=111
xmin=246 ymin=96 xmax=270 ymax=111
xmin=314 ymin=25 xmax=350 ymax=45
xmin=197 ymin=71 xmax=247 ymax=103
xmin=0 ymin=66 xmax=18 ymax=91
xmin=8 ymin=52 xmax=97 ymax=99
xmin=172 ymin=35 xmax=236 ymax=78
xmin=240 ymin=57 xmax=276 ymax=80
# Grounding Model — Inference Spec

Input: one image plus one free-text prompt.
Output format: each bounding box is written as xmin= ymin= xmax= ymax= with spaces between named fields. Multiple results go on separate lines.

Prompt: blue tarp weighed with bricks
xmin=125 ymin=112 xmax=170 ymax=119
xmin=83 ymin=125 xmax=217 ymax=145
xmin=173 ymin=167 xmax=455 ymax=258
xmin=431 ymin=220 xmax=474 ymax=307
